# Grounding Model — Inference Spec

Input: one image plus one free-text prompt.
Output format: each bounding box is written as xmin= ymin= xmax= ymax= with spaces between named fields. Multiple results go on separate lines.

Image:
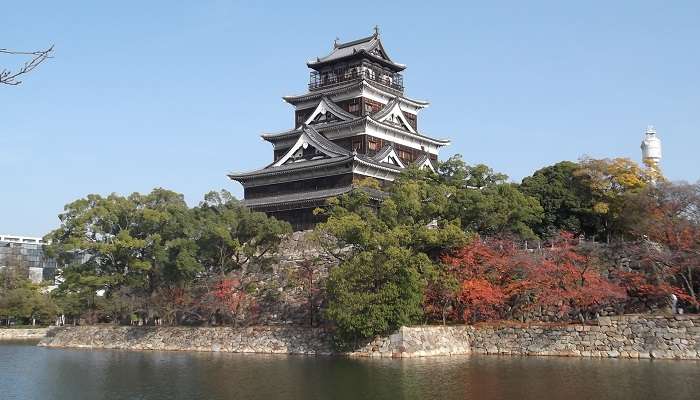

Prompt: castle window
xmin=352 ymin=138 xmax=362 ymax=152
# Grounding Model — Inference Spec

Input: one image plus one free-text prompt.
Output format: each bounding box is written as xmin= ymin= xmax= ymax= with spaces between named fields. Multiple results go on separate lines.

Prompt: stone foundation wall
xmin=350 ymin=326 xmax=472 ymax=358
xmin=37 ymin=315 xmax=700 ymax=360
xmin=467 ymin=315 xmax=700 ymax=360
xmin=39 ymin=326 xmax=333 ymax=355
xmin=0 ymin=328 xmax=50 ymax=340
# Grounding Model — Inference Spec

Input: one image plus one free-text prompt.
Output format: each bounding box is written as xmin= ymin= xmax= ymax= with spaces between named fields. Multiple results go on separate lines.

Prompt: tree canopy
xmin=45 ymin=188 xmax=291 ymax=325
xmin=521 ymin=161 xmax=596 ymax=237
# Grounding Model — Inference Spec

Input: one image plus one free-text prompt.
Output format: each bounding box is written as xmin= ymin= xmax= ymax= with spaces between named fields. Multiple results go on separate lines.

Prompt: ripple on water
xmin=1 ymin=343 xmax=699 ymax=400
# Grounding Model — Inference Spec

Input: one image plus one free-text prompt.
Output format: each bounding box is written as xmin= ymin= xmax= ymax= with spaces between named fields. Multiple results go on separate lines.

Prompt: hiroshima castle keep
xmin=229 ymin=29 xmax=450 ymax=230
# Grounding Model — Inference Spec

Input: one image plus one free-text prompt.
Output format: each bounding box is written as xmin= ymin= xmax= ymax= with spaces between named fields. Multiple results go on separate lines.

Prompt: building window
xmin=398 ymin=149 xmax=412 ymax=161
xmin=352 ymin=139 xmax=362 ymax=152
xmin=368 ymin=140 xmax=379 ymax=151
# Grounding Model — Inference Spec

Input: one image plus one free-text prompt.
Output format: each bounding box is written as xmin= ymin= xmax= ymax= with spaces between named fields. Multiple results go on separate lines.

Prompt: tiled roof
xmin=413 ymin=153 xmax=436 ymax=172
xmin=242 ymin=186 xmax=355 ymax=208
xmin=366 ymin=117 xmax=451 ymax=146
xmin=355 ymin=154 xmax=404 ymax=172
xmin=261 ymin=116 xmax=450 ymax=147
xmin=414 ymin=153 xmax=430 ymax=165
xmin=318 ymin=96 xmax=356 ymax=121
xmin=304 ymin=125 xmax=352 ymax=157
xmin=242 ymin=185 xmax=388 ymax=209
xmin=230 ymin=126 xmax=353 ymax=181
xmin=370 ymin=97 xmax=398 ymax=120
xmin=371 ymin=143 xmax=396 ymax=162
xmin=307 ymin=34 xmax=405 ymax=71
xmin=262 ymin=117 xmax=364 ymax=142
xmin=228 ymin=154 xmax=353 ymax=181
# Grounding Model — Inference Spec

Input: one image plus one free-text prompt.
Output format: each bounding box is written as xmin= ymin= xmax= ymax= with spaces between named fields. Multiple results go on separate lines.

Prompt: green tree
xmin=316 ymin=169 xmax=469 ymax=346
xmin=192 ymin=190 xmax=291 ymax=276
xmin=45 ymin=188 xmax=291 ymax=325
xmin=520 ymin=161 xmax=597 ymax=237
xmin=438 ymin=155 xmax=507 ymax=189
xmin=575 ymin=157 xmax=654 ymax=241
xmin=45 ymin=189 xmax=195 ymax=322
xmin=326 ymin=247 xmax=430 ymax=348
xmin=0 ymin=267 xmax=57 ymax=326
xmin=448 ymin=183 xmax=543 ymax=240
xmin=438 ymin=155 xmax=543 ymax=240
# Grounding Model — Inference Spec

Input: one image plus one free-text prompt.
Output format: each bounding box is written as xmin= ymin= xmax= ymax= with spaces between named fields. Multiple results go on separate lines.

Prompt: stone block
xmin=607 ymin=350 xmax=620 ymax=358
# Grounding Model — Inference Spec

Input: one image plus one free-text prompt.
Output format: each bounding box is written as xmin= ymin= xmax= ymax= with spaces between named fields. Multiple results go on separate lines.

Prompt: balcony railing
xmin=309 ymin=67 xmax=403 ymax=91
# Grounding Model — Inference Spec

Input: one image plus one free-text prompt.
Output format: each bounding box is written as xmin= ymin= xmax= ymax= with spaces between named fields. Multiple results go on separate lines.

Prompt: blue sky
xmin=2 ymin=1 xmax=699 ymax=237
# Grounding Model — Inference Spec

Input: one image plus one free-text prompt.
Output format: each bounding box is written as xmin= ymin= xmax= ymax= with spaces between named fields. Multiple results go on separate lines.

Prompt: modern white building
xmin=0 ymin=234 xmax=57 ymax=284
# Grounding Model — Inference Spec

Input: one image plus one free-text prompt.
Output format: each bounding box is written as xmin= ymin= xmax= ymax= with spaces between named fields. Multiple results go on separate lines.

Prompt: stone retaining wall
xmin=37 ymin=315 xmax=700 ymax=360
xmin=0 ymin=328 xmax=50 ymax=340
xmin=350 ymin=326 xmax=471 ymax=358
xmin=39 ymin=326 xmax=334 ymax=355
xmin=467 ymin=315 xmax=700 ymax=360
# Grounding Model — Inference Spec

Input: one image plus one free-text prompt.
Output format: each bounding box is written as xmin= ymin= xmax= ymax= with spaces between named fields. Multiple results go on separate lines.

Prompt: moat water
xmin=1 ymin=341 xmax=699 ymax=400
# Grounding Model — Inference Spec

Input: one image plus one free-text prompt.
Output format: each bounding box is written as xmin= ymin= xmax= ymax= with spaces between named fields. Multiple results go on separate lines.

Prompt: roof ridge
xmin=304 ymin=125 xmax=352 ymax=156
xmin=228 ymin=155 xmax=353 ymax=181
xmin=354 ymin=154 xmax=403 ymax=172
xmin=336 ymin=35 xmax=375 ymax=49
xmin=370 ymin=97 xmax=398 ymax=120
xmin=319 ymin=96 xmax=356 ymax=120
xmin=366 ymin=117 xmax=451 ymax=145
xmin=308 ymin=33 xmax=405 ymax=71
xmin=242 ymin=185 xmax=357 ymax=208
xmin=371 ymin=143 xmax=395 ymax=162
xmin=262 ymin=117 xmax=364 ymax=141
xmin=414 ymin=153 xmax=429 ymax=164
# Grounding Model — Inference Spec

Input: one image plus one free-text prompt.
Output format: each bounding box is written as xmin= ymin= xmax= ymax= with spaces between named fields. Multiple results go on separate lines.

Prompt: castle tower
xmin=641 ymin=125 xmax=662 ymax=167
xmin=228 ymin=29 xmax=450 ymax=230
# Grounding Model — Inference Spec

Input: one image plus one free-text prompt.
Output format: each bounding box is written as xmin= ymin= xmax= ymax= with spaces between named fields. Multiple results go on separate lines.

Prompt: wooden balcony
xmin=309 ymin=67 xmax=403 ymax=91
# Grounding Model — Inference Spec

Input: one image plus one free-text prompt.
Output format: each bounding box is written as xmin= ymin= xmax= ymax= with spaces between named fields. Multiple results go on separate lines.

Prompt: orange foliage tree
xmin=431 ymin=233 xmax=628 ymax=324
xmin=623 ymin=183 xmax=700 ymax=311
xmin=202 ymin=274 xmax=258 ymax=326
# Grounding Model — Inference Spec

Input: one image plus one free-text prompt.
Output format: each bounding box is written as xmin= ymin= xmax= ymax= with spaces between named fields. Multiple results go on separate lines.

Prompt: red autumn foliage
xmin=205 ymin=276 xmax=257 ymax=324
xmin=213 ymin=278 xmax=245 ymax=311
xmin=531 ymin=234 xmax=627 ymax=319
xmin=613 ymin=269 xmax=684 ymax=309
xmin=431 ymin=233 xmax=628 ymax=324
xmin=458 ymin=279 xmax=506 ymax=322
xmin=624 ymin=183 xmax=700 ymax=311
xmin=439 ymin=238 xmax=517 ymax=322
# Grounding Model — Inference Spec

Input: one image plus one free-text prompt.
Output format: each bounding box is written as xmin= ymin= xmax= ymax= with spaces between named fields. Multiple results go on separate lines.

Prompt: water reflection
xmin=1 ymin=343 xmax=698 ymax=400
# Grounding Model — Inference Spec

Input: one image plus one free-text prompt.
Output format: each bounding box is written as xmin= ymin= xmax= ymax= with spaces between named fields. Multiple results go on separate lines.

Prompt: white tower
xmin=641 ymin=125 xmax=662 ymax=167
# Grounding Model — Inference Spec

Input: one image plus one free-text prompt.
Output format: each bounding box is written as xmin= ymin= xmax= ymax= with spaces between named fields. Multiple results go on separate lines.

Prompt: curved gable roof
xmin=371 ymin=97 xmax=416 ymax=133
xmin=304 ymin=96 xmax=357 ymax=125
xmin=414 ymin=153 xmax=436 ymax=172
xmin=271 ymin=125 xmax=350 ymax=167
xmin=371 ymin=144 xmax=406 ymax=168
xmin=307 ymin=33 xmax=405 ymax=72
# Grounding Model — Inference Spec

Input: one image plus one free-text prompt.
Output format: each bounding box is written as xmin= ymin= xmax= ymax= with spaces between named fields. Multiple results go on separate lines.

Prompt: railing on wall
xmin=309 ymin=68 xmax=403 ymax=91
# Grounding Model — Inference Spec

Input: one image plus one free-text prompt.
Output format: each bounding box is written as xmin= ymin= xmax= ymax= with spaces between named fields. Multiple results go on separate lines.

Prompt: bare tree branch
xmin=0 ymin=45 xmax=54 ymax=86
